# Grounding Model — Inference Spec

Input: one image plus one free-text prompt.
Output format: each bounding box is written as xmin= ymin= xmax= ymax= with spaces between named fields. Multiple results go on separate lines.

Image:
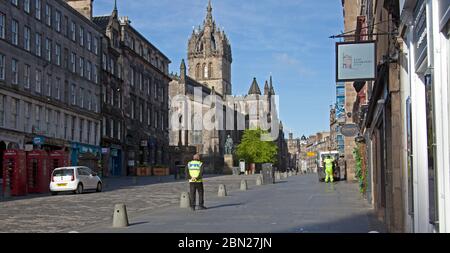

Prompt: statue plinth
xmin=223 ymin=154 xmax=234 ymax=175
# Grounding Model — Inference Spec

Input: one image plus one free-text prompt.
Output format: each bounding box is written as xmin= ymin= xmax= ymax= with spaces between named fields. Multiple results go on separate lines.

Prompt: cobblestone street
xmin=0 ymin=175 xmax=260 ymax=233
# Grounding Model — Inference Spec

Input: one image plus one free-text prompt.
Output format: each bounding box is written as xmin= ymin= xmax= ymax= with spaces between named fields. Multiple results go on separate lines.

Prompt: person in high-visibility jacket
xmin=186 ymin=154 xmax=207 ymax=211
xmin=324 ymin=156 xmax=335 ymax=183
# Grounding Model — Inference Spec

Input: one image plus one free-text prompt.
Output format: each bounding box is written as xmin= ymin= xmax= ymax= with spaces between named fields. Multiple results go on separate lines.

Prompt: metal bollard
xmin=240 ymin=180 xmax=248 ymax=191
xmin=218 ymin=184 xmax=227 ymax=197
xmin=180 ymin=192 xmax=190 ymax=208
xmin=112 ymin=204 xmax=129 ymax=228
xmin=132 ymin=176 xmax=137 ymax=185
xmin=256 ymin=176 xmax=263 ymax=186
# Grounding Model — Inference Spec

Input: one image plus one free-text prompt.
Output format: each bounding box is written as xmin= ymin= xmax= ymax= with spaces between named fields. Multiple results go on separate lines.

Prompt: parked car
xmin=50 ymin=166 xmax=102 ymax=195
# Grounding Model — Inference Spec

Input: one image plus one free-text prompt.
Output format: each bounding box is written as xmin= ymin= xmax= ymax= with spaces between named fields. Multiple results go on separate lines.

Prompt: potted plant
xmin=137 ymin=163 xmax=151 ymax=176
xmin=153 ymin=164 xmax=169 ymax=176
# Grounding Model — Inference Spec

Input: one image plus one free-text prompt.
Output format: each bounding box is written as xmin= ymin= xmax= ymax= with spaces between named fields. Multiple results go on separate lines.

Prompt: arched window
xmin=203 ymin=63 xmax=207 ymax=78
xmin=196 ymin=63 xmax=201 ymax=79
xmin=191 ymin=113 xmax=203 ymax=145
xmin=208 ymin=63 xmax=213 ymax=79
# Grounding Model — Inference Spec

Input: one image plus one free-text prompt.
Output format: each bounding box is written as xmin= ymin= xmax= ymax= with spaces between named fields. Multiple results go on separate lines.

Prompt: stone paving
xmin=0 ymin=174 xmax=260 ymax=233
xmin=85 ymin=174 xmax=386 ymax=233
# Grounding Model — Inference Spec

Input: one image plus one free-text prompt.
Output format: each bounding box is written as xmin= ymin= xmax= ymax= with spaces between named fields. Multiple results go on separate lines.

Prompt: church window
xmin=203 ymin=63 xmax=208 ymax=78
xmin=208 ymin=63 xmax=213 ymax=79
xmin=211 ymin=36 xmax=216 ymax=51
xmin=196 ymin=64 xmax=201 ymax=79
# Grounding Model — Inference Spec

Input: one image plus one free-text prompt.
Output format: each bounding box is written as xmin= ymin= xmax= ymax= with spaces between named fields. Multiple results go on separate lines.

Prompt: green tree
xmin=236 ymin=128 xmax=278 ymax=164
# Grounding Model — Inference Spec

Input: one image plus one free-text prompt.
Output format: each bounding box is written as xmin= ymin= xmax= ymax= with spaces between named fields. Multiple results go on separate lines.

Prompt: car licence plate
xmin=57 ymin=183 xmax=67 ymax=187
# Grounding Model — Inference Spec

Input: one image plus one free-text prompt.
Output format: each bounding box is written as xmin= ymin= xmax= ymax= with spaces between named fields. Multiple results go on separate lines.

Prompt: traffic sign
xmin=307 ymin=152 xmax=316 ymax=157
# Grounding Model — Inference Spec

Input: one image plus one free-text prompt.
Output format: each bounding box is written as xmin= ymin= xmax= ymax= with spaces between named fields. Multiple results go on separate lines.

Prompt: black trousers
xmin=189 ymin=182 xmax=204 ymax=207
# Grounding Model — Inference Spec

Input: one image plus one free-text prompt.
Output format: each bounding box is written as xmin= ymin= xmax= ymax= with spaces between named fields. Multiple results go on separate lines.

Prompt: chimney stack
xmin=65 ymin=0 xmax=94 ymax=20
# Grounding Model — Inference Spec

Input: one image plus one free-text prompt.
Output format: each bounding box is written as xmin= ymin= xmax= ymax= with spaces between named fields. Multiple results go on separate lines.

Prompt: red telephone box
xmin=26 ymin=150 xmax=50 ymax=194
xmin=2 ymin=150 xmax=27 ymax=196
xmin=49 ymin=150 xmax=69 ymax=174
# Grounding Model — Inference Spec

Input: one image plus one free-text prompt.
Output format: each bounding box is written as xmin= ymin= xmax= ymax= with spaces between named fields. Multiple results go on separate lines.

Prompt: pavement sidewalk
xmin=83 ymin=174 xmax=385 ymax=233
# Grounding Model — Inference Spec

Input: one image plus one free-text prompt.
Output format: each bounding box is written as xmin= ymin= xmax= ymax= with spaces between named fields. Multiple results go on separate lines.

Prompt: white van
xmin=317 ymin=151 xmax=340 ymax=182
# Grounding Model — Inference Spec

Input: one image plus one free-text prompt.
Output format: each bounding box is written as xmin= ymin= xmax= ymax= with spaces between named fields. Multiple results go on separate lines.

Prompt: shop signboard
xmin=336 ymin=41 xmax=376 ymax=82
xmin=33 ymin=136 xmax=45 ymax=145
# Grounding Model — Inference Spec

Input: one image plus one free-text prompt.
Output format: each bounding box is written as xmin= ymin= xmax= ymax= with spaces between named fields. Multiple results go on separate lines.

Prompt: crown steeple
xmin=187 ymin=0 xmax=232 ymax=96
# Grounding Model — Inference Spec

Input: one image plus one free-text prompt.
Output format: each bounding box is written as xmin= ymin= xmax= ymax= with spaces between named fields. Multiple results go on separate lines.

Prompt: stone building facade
xmin=349 ymin=0 xmax=450 ymax=233
xmin=92 ymin=2 xmax=125 ymax=177
xmin=286 ymin=133 xmax=301 ymax=171
xmin=72 ymin=0 xmax=171 ymax=176
xmin=304 ymin=132 xmax=331 ymax=173
xmin=169 ymin=1 xmax=286 ymax=173
xmin=118 ymin=15 xmax=171 ymax=175
xmin=341 ymin=0 xmax=360 ymax=181
xmin=0 ymin=0 xmax=103 ymax=177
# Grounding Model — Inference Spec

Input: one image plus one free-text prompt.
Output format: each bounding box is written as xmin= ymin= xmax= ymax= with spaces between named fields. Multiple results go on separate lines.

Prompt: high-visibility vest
xmin=188 ymin=160 xmax=203 ymax=182
xmin=324 ymin=158 xmax=334 ymax=170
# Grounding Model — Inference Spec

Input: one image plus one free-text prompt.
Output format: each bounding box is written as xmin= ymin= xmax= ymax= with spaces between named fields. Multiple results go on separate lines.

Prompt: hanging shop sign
xmin=336 ymin=41 xmax=376 ymax=82
xmin=33 ymin=136 xmax=45 ymax=145
xmin=340 ymin=124 xmax=360 ymax=137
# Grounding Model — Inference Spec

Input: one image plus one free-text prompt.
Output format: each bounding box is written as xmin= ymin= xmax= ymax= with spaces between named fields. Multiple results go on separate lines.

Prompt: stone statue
xmin=224 ymin=135 xmax=234 ymax=155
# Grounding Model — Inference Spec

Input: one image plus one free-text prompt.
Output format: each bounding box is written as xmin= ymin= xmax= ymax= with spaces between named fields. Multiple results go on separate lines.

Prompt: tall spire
xmin=112 ymin=0 xmax=118 ymax=16
xmin=269 ymin=76 xmax=275 ymax=95
xmin=248 ymin=78 xmax=261 ymax=95
xmin=264 ymin=80 xmax=270 ymax=95
xmin=206 ymin=0 xmax=213 ymax=24
xmin=180 ymin=59 xmax=186 ymax=80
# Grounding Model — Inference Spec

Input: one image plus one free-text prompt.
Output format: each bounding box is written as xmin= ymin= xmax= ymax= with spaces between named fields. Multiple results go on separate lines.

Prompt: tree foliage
xmin=236 ymin=128 xmax=278 ymax=164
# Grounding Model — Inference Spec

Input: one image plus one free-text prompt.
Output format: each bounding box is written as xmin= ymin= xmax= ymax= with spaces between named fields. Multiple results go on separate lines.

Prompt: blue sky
xmin=93 ymin=0 xmax=344 ymax=138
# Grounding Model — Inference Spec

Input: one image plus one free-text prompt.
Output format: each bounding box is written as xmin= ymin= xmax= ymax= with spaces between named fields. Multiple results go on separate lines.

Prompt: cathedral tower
xmin=187 ymin=0 xmax=232 ymax=96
